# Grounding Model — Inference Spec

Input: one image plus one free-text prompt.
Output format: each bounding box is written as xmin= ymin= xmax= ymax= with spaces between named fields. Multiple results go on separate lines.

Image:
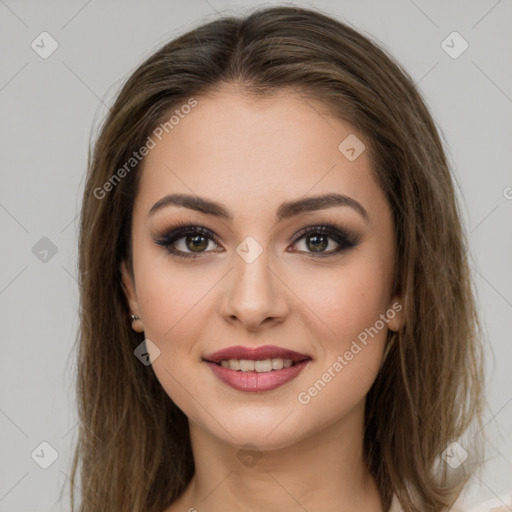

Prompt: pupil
xmin=307 ymin=234 xmax=327 ymax=252
xmin=187 ymin=235 xmax=207 ymax=252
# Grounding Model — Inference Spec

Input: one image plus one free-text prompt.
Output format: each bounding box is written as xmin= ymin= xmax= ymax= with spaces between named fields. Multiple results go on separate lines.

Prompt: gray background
xmin=0 ymin=0 xmax=511 ymax=510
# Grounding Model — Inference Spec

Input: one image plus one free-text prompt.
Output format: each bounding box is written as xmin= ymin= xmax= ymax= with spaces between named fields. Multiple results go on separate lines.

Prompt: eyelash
xmin=153 ymin=221 xmax=359 ymax=260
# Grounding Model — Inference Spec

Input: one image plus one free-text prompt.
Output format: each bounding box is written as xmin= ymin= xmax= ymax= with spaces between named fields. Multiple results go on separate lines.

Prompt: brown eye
xmin=291 ymin=224 xmax=359 ymax=256
xmin=305 ymin=234 xmax=329 ymax=252
xmin=186 ymin=234 xmax=209 ymax=252
xmin=154 ymin=224 xmax=223 ymax=259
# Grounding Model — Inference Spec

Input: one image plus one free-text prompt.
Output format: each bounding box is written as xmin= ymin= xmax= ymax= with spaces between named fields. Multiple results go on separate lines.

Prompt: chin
xmin=202 ymin=408 xmax=312 ymax=451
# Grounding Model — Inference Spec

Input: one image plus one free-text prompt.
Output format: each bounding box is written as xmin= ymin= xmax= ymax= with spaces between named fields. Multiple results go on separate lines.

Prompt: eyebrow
xmin=148 ymin=192 xmax=369 ymax=222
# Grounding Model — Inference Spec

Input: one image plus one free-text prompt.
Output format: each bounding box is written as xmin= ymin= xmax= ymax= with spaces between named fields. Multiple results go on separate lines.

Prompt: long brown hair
xmin=71 ymin=5 xmax=484 ymax=511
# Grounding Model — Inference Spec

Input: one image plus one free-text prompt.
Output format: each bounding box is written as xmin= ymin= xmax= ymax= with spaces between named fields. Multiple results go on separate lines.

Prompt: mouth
xmin=203 ymin=345 xmax=311 ymax=371
xmin=203 ymin=345 xmax=312 ymax=392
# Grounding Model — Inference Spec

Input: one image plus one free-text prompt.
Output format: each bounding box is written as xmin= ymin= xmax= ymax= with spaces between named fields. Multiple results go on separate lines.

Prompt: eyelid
xmin=290 ymin=212 xmax=360 ymax=244
xmin=290 ymin=224 xmax=359 ymax=254
xmin=152 ymin=221 xmax=222 ymax=258
xmin=153 ymin=221 xmax=220 ymax=243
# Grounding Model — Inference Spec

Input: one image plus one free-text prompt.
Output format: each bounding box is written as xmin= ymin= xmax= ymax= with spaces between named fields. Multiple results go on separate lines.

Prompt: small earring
xmin=131 ymin=314 xmax=140 ymax=321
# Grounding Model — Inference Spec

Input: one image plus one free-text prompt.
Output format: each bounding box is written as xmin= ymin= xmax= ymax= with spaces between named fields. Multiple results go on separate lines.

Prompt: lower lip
xmin=205 ymin=360 xmax=310 ymax=392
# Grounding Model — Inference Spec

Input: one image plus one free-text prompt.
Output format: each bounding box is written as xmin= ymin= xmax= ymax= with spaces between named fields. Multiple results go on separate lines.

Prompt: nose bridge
xmin=221 ymin=239 xmax=287 ymax=328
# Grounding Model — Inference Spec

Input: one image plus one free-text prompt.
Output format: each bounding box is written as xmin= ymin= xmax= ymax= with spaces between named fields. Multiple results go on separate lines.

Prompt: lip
xmin=203 ymin=345 xmax=312 ymax=393
xmin=203 ymin=345 xmax=311 ymax=363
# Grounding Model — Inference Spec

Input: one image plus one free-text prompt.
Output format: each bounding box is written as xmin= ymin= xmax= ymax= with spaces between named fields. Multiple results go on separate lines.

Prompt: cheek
xmin=290 ymin=266 xmax=391 ymax=425
xmin=135 ymin=264 xmax=216 ymax=351
xmin=289 ymin=253 xmax=393 ymax=343
xmin=284 ymin=254 xmax=394 ymax=406
xmin=132 ymin=232 xmax=218 ymax=334
xmin=133 ymin=261 xmax=218 ymax=419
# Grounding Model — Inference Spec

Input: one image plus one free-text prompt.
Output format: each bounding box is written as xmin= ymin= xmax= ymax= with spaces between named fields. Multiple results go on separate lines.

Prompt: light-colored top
xmin=389 ymin=493 xmax=512 ymax=511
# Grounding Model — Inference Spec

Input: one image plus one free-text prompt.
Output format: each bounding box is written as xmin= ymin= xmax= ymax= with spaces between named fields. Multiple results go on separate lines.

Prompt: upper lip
xmin=204 ymin=345 xmax=312 ymax=363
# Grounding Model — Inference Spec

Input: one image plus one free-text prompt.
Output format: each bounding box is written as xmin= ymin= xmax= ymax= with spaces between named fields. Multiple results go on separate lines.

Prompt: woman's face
xmin=121 ymin=87 xmax=403 ymax=450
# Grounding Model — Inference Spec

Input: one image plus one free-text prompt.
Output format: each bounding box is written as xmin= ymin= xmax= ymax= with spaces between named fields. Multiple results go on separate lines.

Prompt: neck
xmin=169 ymin=400 xmax=383 ymax=512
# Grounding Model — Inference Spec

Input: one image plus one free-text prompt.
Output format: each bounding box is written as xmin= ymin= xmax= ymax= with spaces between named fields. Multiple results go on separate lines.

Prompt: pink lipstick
xmin=203 ymin=345 xmax=311 ymax=392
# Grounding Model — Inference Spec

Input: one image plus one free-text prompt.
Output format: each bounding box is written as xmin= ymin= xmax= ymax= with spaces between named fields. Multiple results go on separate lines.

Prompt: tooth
xmin=239 ymin=359 xmax=255 ymax=371
xmin=228 ymin=359 xmax=241 ymax=371
xmin=219 ymin=358 xmax=296 ymax=371
xmin=271 ymin=358 xmax=284 ymax=370
xmin=255 ymin=359 xmax=272 ymax=372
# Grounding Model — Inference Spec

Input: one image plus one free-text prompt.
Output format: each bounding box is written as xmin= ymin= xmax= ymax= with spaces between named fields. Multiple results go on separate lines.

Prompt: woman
xmin=70 ymin=5 xmax=498 ymax=511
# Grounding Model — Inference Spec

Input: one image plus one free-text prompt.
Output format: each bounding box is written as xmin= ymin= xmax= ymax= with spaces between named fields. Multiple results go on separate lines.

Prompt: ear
xmin=386 ymin=294 xmax=405 ymax=332
xmin=120 ymin=260 xmax=144 ymax=333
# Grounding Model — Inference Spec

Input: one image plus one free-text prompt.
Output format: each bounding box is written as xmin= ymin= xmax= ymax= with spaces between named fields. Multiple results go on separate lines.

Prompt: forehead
xmin=135 ymin=88 xmax=384 ymax=221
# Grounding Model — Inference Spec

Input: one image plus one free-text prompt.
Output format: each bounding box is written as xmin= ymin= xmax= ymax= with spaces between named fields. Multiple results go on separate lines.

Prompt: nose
xmin=219 ymin=247 xmax=290 ymax=331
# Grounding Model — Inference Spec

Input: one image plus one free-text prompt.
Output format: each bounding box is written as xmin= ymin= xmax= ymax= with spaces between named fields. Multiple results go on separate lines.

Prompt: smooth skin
xmin=121 ymin=85 xmax=404 ymax=512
